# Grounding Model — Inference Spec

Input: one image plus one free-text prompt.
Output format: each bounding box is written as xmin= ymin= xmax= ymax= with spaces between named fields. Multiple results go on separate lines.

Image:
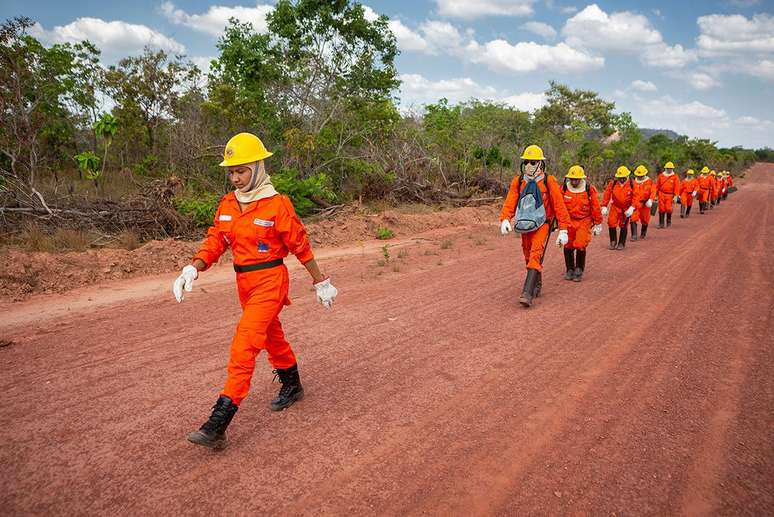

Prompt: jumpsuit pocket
xmin=252 ymin=220 xmax=276 ymax=253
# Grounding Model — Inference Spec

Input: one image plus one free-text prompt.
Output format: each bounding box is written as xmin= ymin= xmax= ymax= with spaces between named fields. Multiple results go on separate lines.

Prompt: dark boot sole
xmin=187 ymin=431 xmax=227 ymax=450
xmin=518 ymin=297 xmax=532 ymax=307
xmin=270 ymin=389 xmax=305 ymax=412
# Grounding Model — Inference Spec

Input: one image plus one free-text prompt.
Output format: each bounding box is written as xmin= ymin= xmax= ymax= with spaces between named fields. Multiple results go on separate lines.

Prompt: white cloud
xmin=630 ymin=80 xmax=657 ymax=92
xmin=466 ymin=39 xmax=604 ymax=73
xmin=697 ymin=13 xmax=774 ymax=54
xmin=735 ymin=115 xmax=773 ymax=128
xmin=690 ymin=72 xmax=721 ymax=90
xmin=399 ymin=73 xmax=546 ymax=111
xmin=434 ymin=0 xmax=538 ymax=19
xmin=521 ymin=21 xmax=557 ymax=40
xmin=160 ymin=1 xmax=273 ymax=36
xmin=419 ymin=20 xmax=467 ymax=52
xmin=562 ymin=4 xmax=661 ymax=51
xmin=746 ymin=59 xmax=774 ymax=82
xmin=560 ymin=6 xmax=579 ymax=14
xmin=31 ymin=17 xmax=184 ymax=62
xmin=641 ymin=43 xmax=697 ymax=68
xmin=363 ymin=6 xmax=431 ymax=52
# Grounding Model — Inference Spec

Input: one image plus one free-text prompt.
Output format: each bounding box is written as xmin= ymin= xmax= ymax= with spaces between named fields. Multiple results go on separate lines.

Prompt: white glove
xmin=592 ymin=224 xmax=602 ymax=236
xmin=314 ymin=278 xmax=338 ymax=309
xmin=646 ymin=199 xmax=653 ymax=208
xmin=500 ymin=219 xmax=513 ymax=235
xmin=601 ymin=206 xmax=608 ymax=217
xmin=692 ymin=191 xmax=697 ymax=198
xmin=555 ymin=229 xmax=568 ymax=247
xmin=723 ymin=188 xmax=727 ymax=193
xmin=625 ymin=206 xmax=635 ymax=218
xmin=173 ymin=265 xmax=198 ymax=303
xmin=673 ymin=195 xmax=680 ymax=203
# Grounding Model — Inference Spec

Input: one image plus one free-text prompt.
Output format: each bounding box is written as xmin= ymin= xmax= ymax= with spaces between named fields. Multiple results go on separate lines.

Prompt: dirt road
xmin=2 ymin=164 xmax=772 ymax=516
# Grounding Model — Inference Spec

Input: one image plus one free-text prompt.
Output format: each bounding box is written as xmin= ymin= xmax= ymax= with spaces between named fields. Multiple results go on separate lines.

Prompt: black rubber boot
xmin=700 ymin=202 xmax=705 ymax=214
xmin=271 ymin=364 xmax=304 ymax=411
xmin=188 ymin=396 xmax=238 ymax=450
xmin=616 ymin=226 xmax=628 ymax=250
xmin=640 ymin=224 xmax=648 ymax=240
xmin=533 ymin=271 xmax=542 ymax=298
xmin=666 ymin=212 xmax=672 ymax=227
xmin=680 ymin=205 xmax=685 ymax=218
xmin=519 ymin=268 xmax=539 ymax=307
xmin=658 ymin=212 xmax=665 ymax=228
xmin=686 ymin=205 xmax=692 ymax=217
xmin=563 ymin=248 xmax=575 ymax=280
xmin=608 ymin=227 xmax=618 ymax=250
xmin=630 ymin=222 xmax=638 ymax=241
xmin=573 ymin=249 xmax=585 ymax=282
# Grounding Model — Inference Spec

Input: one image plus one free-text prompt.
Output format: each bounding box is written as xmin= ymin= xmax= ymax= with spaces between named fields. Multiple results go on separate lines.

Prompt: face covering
xmin=234 ymin=160 xmax=279 ymax=204
xmin=523 ymin=161 xmax=543 ymax=181
xmin=567 ymin=178 xmax=586 ymax=193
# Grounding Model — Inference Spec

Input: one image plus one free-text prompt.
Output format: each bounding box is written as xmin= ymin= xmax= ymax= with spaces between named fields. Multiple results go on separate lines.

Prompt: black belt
xmin=233 ymin=258 xmax=284 ymax=273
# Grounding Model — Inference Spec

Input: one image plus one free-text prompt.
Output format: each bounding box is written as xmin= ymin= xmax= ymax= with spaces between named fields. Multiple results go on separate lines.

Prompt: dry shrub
xmin=17 ymin=222 xmax=93 ymax=252
xmin=116 ymin=230 xmax=141 ymax=250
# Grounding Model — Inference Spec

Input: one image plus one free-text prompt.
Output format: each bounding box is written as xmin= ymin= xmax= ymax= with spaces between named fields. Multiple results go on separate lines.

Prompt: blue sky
xmin=4 ymin=0 xmax=773 ymax=148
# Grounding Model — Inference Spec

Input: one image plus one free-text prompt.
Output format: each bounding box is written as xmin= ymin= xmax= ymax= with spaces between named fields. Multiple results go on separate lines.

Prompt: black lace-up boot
xmin=188 ymin=396 xmax=238 ymax=450
xmin=271 ymin=364 xmax=304 ymax=411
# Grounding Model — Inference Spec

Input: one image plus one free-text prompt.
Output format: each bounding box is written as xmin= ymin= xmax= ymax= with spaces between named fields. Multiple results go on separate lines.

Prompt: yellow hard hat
xmin=565 ymin=165 xmax=586 ymax=179
xmin=634 ymin=165 xmax=648 ymax=177
xmin=520 ymin=144 xmax=546 ymax=161
xmin=710 ymin=170 xmax=717 ymax=176
xmin=220 ymin=132 xmax=273 ymax=167
xmin=615 ymin=165 xmax=631 ymax=178
xmin=664 ymin=161 xmax=675 ymax=169
xmin=700 ymin=166 xmax=710 ymax=174
xmin=686 ymin=169 xmax=695 ymax=175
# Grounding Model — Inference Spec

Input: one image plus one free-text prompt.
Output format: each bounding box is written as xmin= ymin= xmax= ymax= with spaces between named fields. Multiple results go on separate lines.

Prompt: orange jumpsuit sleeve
xmin=192 ymin=200 xmax=230 ymax=271
xmin=275 ymin=196 xmax=315 ymax=265
xmin=547 ymin=176 xmax=571 ymax=230
xmin=601 ymin=181 xmax=613 ymax=207
xmin=589 ymin=185 xmax=603 ymax=225
xmin=500 ymin=176 xmax=520 ymax=221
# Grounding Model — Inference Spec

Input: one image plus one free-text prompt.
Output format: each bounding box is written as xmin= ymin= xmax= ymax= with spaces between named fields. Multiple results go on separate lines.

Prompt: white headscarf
xmin=234 ymin=160 xmax=278 ymax=204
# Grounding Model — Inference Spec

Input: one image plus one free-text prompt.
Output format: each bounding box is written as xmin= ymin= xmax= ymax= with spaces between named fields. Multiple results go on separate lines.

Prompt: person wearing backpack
xmin=680 ymin=169 xmax=699 ymax=218
xmin=632 ymin=165 xmax=656 ymax=240
xmin=499 ymin=144 xmax=571 ymax=307
xmin=560 ymin=165 xmax=602 ymax=282
xmin=656 ymin=161 xmax=681 ymax=228
xmin=601 ymin=166 xmax=640 ymax=250
xmin=698 ymin=166 xmax=711 ymax=213
xmin=709 ymin=170 xmax=719 ymax=208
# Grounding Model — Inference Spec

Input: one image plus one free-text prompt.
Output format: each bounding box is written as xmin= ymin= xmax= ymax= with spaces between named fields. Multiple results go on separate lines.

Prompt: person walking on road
xmin=709 ymin=170 xmax=719 ymax=208
xmin=601 ymin=166 xmax=640 ymax=250
xmin=680 ymin=169 xmax=698 ymax=218
xmin=698 ymin=166 xmax=711 ymax=214
xmin=500 ymin=145 xmax=571 ymax=307
xmin=632 ymin=165 xmax=656 ymax=240
xmin=656 ymin=162 xmax=681 ymax=228
xmin=172 ymin=132 xmax=338 ymax=450
xmin=559 ymin=165 xmax=602 ymax=282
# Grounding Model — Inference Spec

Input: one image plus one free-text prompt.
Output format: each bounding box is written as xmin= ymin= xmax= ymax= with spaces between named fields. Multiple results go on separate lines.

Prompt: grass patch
xmin=376 ymin=227 xmax=394 ymax=240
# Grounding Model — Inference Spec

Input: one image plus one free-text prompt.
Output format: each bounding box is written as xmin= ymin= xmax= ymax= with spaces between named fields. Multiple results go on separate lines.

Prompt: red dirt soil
xmin=1 ymin=164 xmax=772 ymax=515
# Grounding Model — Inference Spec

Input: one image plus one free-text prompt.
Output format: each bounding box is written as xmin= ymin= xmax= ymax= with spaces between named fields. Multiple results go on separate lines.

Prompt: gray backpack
xmin=514 ymin=177 xmax=548 ymax=234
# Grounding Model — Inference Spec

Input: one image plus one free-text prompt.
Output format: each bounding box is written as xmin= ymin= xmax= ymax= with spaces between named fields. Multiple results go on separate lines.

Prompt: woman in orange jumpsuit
xmin=724 ymin=172 xmax=733 ymax=199
xmin=560 ymin=165 xmax=602 ymax=282
xmin=709 ymin=170 xmax=719 ymax=208
xmin=601 ymin=166 xmax=640 ymax=250
xmin=500 ymin=144 xmax=571 ymax=307
xmin=172 ymin=133 xmax=339 ymax=450
xmin=697 ymin=166 xmax=711 ymax=214
xmin=656 ymin=161 xmax=681 ymax=228
xmin=632 ymin=165 xmax=656 ymax=240
xmin=679 ymin=169 xmax=698 ymax=218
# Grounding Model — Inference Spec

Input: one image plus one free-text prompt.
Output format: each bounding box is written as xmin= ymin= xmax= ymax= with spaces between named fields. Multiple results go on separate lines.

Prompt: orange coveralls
xmin=633 ymin=177 xmax=656 ymax=225
xmin=500 ymin=175 xmax=571 ymax=272
xmin=698 ymin=175 xmax=711 ymax=203
xmin=656 ymin=173 xmax=681 ymax=214
xmin=602 ymin=179 xmax=641 ymax=228
xmin=193 ymin=193 xmax=315 ymax=406
xmin=561 ymin=184 xmax=603 ymax=250
xmin=710 ymin=177 xmax=720 ymax=202
xmin=680 ymin=177 xmax=698 ymax=207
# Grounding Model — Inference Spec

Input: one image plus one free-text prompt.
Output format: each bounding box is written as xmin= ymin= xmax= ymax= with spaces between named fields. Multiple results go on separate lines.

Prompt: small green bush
xmin=272 ymin=168 xmax=336 ymax=216
xmin=376 ymin=227 xmax=394 ymax=240
xmin=174 ymin=193 xmax=220 ymax=227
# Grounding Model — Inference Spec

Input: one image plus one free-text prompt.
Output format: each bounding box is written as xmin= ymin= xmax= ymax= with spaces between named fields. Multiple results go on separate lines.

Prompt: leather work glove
xmin=592 ymin=224 xmax=602 ymax=236
xmin=646 ymin=199 xmax=653 ymax=208
xmin=624 ymin=206 xmax=635 ymax=218
xmin=173 ymin=265 xmax=198 ymax=303
xmin=500 ymin=219 xmax=513 ymax=235
xmin=601 ymin=206 xmax=608 ymax=217
xmin=314 ymin=278 xmax=338 ymax=309
xmin=555 ymin=229 xmax=569 ymax=247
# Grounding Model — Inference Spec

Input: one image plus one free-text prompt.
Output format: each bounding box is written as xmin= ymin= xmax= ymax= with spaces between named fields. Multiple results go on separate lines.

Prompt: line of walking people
xmin=500 ymin=145 xmax=735 ymax=308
